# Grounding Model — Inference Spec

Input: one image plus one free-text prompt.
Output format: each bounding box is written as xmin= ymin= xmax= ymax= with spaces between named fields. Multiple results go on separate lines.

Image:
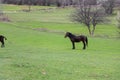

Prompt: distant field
xmin=3 ymin=4 xmax=118 ymax=37
xmin=0 ymin=5 xmax=120 ymax=80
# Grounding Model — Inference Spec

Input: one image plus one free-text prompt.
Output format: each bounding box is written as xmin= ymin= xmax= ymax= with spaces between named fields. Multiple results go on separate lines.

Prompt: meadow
xmin=0 ymin=5 xmax=120 ymax=80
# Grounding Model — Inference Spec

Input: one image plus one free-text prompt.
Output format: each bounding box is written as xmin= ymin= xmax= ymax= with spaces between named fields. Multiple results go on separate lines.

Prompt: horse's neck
xmin=68 ymin=34 xmax=76 ymax=38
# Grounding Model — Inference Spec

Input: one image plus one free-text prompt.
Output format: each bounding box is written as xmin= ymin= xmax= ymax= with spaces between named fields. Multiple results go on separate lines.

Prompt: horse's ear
xmin=66 ymin=32 xmax=70 ymax=34
xmin=65 ymin=32 xmax=68 ymax=34
xmin=65 ymin=32 xmax=72 ymax=35
xmin=68 ymin=32 xmax=72 ymax=35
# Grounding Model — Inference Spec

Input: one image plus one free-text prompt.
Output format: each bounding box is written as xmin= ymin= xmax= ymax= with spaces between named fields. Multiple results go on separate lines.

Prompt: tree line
xmin=1 ymin=0 xmax=120 ymax=15
xmin=1 ymin=0 xmax=97 ymax=7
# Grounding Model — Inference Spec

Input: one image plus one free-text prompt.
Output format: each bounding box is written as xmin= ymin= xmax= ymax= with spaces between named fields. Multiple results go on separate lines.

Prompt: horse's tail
xmin=86 ymin=36 xmax=88 ymax=47
xmin=4 ymin=36 xmax=7 ymax=40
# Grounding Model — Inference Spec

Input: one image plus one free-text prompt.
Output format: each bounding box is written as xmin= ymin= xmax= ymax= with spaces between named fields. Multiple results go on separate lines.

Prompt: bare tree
xmin=71 ymin=5 xmax=106 ymax=35
xmin=26 ymin=0 xmax=33 ymax=12
xmin=102 ymin=0 xmax=115 ymax=15
xmin=91 ymin=8 xmax=107 ymax=35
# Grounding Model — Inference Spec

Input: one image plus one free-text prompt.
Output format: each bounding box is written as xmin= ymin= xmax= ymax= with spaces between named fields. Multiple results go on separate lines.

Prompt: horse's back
xmin=0 ymin=35 xmax=6 ymax=40
xmin=78 ymin=35 xmax=87 ymax=41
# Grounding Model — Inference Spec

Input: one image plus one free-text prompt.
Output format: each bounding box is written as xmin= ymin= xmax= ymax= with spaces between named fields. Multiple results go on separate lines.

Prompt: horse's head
xmin=64 ymin=32 xmax=71 ymax=38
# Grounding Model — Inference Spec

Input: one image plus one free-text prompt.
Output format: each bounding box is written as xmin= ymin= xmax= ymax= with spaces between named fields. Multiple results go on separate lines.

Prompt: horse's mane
xmin=68 ymin=32 xmax=76 ymax=37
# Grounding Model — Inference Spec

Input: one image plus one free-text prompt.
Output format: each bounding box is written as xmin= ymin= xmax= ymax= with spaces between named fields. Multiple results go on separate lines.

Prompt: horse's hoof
xmin=83 ymin=48 xmax=86 ymax=50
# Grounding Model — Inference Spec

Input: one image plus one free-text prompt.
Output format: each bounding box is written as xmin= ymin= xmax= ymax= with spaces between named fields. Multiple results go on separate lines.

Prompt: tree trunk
xmin=92 ymin=26 xmax=96 ymax=36
xmin=28 ymin=0 xmax=32 ymax=12
xmin=88 ymin=27 xmax=92 ymax=35
xmin=28 ymin=5 xmax=31 ymax=12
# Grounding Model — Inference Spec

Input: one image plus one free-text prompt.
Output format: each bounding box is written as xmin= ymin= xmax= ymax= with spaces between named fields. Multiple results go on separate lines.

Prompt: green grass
xmin=0 ymin=22 xmax=120 ymax=80
xmin=4 ymin=5 xmax=117 ymax=37
xmin=2 ymin=4 xmax=55 ymax=11
xmin=0 ymin=5 xmax=120 ymax=80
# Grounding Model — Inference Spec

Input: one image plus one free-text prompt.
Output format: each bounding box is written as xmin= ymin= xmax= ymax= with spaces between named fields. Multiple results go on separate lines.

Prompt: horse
xmin=0 ymin=35 xmax=7 ymax=48
xmin=64 ymin=32 xmax=88 ymax=50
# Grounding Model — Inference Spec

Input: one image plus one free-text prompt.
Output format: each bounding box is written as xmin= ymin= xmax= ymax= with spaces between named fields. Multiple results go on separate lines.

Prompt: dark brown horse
xmin=65 ymin=32 xmax=88 ymax=50
xmin=0 ymin=35 xmax=7 ymax=48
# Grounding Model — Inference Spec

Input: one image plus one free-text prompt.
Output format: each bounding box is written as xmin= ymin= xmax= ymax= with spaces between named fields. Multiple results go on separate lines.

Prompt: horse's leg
xmin=72 ymin=42 xmax=75 ymax=49
xmin=1 ymin=40 xmax=5 ymax=48
xmin=82 ymin=41 xmax=86 ymax=50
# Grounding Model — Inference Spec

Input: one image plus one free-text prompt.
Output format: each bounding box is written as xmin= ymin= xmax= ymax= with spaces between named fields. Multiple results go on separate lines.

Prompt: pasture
xmin=0 ymin=5 xmax=120 ymax=80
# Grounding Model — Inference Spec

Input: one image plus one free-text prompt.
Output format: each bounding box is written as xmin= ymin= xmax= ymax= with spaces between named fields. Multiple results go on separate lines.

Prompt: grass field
xmin=0 ymin=5 xmax=120 ymax=80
